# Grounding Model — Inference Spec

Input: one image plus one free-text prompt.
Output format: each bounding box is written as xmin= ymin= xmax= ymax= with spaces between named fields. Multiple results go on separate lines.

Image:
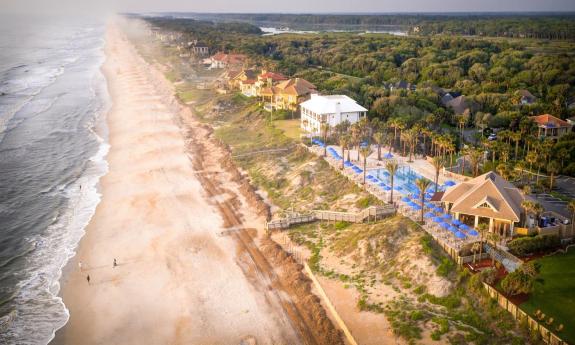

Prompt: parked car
xmin=488 ymin=134 xmax=497 ymax=141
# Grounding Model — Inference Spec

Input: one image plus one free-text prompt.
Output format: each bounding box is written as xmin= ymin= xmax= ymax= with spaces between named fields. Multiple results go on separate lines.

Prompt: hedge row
xmin=508 ymin=234 xmax=560 ymax=256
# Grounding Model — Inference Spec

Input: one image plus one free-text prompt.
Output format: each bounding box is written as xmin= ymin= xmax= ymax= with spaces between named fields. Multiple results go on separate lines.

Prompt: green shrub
xmin=437 ymin=257 xmax=455 ymax=277
xmin=410 ymin=310 xmax=424 ymax=320
xmin=334 ymin=221 xmax=351 ymax=230
xmin=507 ymin=234 xmax=560 ymax=256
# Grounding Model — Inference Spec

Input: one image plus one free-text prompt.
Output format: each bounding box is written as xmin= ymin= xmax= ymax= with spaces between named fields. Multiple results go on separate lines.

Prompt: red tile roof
xmin=532 ymin=114 xmax=570 ymax=128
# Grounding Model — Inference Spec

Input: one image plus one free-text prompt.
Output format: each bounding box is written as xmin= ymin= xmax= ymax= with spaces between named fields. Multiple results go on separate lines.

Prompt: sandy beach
xmin=53 ymin=23 xmax=305 ymax=345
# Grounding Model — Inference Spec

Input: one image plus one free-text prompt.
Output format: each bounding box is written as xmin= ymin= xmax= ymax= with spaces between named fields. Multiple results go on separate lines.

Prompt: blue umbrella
xmin=455 ymin=231 xmax=466 ymax=239
xmin=382 ymin=171 xmax=390 ymax=177
xmin=433 ymin=216 xmax=443 ymax=223
xmin=394 ymin=186 xmax=403 ymax=191
xmin=452 ymin=219 xmax=462 ymax=226
xmin=444 ymin=180 xmax=456 ymax=187
xmin=468 ymin=230 xmax=479 ymax=236
xmin=407 ymin=201 xmax=418 ymax=207
xmin=345 ymin=161 xmax=353 ymax=167
xmin=425 ymin=202 xmax=435 ymax=208
xmin=448 ymin=225 xmax=459 ymax=233
xmin=424 ymin=212 xmax=435 ymax=218
xmin=367 ymin=175 xmax=374 ymax=179
xmin=383 ymin=152 xmax=394 ymax=159
xmin=442 ymin=213 xmax=452 ymax=220
xmin=459 ymin=224 xmax=471 ymax=231
xmin=433 ymin=206 xmax=443 ymax=213
xmin=412 ymin=204 xmax=422 ymax=210
xmin=378 ymin=182 xmax=387 ymax=187
xmin=440 ymin=222 xmax=450 ymax=229
xmin=401 ymin=197 xmax=411 ymax=202
xmin=383 ymin=186 xmax=392 ymax=191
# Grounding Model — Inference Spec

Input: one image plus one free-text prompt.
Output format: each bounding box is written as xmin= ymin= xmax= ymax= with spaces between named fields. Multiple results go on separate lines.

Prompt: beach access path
xmin=53 ymin=23 xmax=302 ymax=345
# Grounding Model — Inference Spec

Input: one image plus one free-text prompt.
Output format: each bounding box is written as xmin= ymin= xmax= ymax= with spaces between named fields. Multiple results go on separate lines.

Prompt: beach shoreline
xmin=52 ymin=21 xmax=307 ymax=345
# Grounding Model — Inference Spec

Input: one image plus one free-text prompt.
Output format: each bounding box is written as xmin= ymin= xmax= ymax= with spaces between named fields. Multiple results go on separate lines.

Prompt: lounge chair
xmin=546 ymin=317 xmax=554 ymax=325
xmin=538 ymin=313 xmax=546 ymax=321
xmin=556 ymin=324 xmax=563 ymax=332
xmin=535 ymin=310 xmax=542 ymax=317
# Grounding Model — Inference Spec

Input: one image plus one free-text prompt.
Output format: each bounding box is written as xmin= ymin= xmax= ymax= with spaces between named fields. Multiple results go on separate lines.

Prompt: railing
xmin=265 ymin=206 xmax=395 ymax=230
xmin=484 ymin=244 xmax=522 ymax=272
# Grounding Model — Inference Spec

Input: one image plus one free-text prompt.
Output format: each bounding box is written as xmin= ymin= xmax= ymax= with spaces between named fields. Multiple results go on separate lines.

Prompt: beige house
xmin=441 ymin=172 xmax=533 ymax=238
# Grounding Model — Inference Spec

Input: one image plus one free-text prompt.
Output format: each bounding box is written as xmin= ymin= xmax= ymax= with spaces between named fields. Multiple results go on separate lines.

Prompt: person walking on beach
xmin=78 ymin=261 xmax=83 ymax=272
xmin=86 ymin=274 xmax=90 ymax=285
xmin=113 ymin=258 xmax=117 ymax=268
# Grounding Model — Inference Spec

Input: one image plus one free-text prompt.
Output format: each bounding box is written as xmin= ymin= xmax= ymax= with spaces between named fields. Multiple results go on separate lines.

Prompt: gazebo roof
xmin=441 ymin=172 xmax=532 ymax=222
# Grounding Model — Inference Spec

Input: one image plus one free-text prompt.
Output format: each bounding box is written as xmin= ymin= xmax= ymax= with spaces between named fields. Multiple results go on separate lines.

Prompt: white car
xmin=488 ymin=134 xmax=497 ymax=141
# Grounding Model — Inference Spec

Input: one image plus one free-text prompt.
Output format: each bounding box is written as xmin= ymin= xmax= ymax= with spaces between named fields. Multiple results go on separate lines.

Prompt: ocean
xmin=0 ymin=15 xmax=109 ymax=344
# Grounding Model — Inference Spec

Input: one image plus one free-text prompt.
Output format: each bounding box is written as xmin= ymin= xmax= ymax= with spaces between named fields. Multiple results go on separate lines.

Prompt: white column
xmin=489 ymin=218 xmax=494 ymax=232
xmin=474 ymin=216 xmax=479 ymax=228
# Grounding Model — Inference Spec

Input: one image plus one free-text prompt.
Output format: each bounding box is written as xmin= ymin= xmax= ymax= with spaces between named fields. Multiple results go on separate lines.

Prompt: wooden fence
xmin=482 ymin=282 xmax=569 ymax=345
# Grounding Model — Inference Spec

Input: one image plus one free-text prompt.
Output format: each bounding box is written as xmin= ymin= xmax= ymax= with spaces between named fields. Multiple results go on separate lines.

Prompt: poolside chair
xmin=535 ymin=310 xmax=542 ymax=317
xmin=546 ymin=318 xmax=554 ymax=325
xmin=556 ymin=324 xmax=563 ymax=332
xmin=538 ymin=313 xmax=546 ymax=321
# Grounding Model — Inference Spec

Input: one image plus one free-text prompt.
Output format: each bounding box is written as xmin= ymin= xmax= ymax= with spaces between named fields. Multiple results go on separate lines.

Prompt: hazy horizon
xmin=2 ymin=0 xmax=575 ymax=16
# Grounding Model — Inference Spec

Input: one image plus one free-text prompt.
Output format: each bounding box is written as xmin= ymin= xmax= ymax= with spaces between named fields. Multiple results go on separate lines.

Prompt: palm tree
xmin=320 ymin=122 xmax=330 ymax=157
xmin=405 ymin=128 xmax=418 ymax=162
xmin=373 ymin=131 xmax=385 ymax=161
xmin=567 ymin=200 xmax=575 ymax=232
xmin=415 ymin=178 xmax=432 ymax=222
xmin=431 ymin=156 xmax=444 ymax=194
xmin=385 ymin=160 xmax=399 ymax=203
xmin=477 ymin=223 xmax=489 ymax=262
xmin=509 ymin=131 xmax=521 ymax=161
xmin=521 ymin=200 xmax=543 ymax=228
xmin=351 ymin=124 xmax=361 ymax=161
xmin=468 ymin=147 xmax=483 ymax=177
xmin=339 ymin=135 xmax=350 ymax=170
xmin=525 ymin=151 xmax=537 ymax=182
xmin=547 ymin=160 xmax=559 ymax=192
xmin=360 ymin=146 xmax=372 ymax=184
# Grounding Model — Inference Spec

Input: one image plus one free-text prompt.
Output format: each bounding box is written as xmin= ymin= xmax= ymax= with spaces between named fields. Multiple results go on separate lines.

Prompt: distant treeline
xmin=144 ymin=17 xmax=262 ymax=35
xmin=177 ymin=13 xmax=575 ymax=40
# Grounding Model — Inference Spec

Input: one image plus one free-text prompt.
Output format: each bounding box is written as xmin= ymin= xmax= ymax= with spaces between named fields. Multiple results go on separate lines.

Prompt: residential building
xmin=517 ymin=89 xmax=537 ymax=105
xmin=389 ymin=80 xmax=416 ymax=92
xmin=191 ymin=44 xmax=209 ymax=57
xmin=444 ymin=95 xmax=470 ymax=115
xmin=532 ymin=114 xmax=573 ymax=139
xmin=441 ymin=171 xmax=534 ymax=238
xmin=254 ymin=70 xmax=287 ymax=95
xmin=228 ymin=69 xmax=258 ymax=94
xmin=260 ymin=78 xmax=317 ymax=111
xmin=205 ymin=52 xmax=247 ymax=69
xmin=300 ymin=94 xmax=368 ymax=136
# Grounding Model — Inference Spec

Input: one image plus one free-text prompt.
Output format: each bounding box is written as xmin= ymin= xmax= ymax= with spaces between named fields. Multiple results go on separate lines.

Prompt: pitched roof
xmin=259 ymin=71 xmax=287 ymax=82
xmin=441 ymin=171 xmax=531 ymax=222
xmin=275 ymin=78 xmax=316 ymax=96
xmin=517 ymin=89 xmax=536 ymax=100
xmin=300 ymin=94 xmax=368 ymax=115
xmin=531 ymin=114 xmax=571 ymax=128
xmin=446 ymin=95 xmax=469 ymax=115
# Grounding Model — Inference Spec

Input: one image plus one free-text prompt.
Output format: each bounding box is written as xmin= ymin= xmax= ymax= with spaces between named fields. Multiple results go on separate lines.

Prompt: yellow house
xmin=260 ymin=78 xmax=317 ymax=112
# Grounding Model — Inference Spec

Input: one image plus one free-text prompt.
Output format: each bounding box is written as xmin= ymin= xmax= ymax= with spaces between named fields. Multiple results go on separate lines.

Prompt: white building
xmin=300 ymin=94 xmax=367 ymax=135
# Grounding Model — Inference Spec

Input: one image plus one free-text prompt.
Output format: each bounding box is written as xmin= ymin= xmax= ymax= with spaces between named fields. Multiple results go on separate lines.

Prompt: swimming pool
xmin=368 ymin=165 xmax=446 ymax=197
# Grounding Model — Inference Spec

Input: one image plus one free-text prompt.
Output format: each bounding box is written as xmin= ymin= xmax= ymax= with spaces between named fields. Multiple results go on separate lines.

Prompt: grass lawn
xmin=520 ymin=248 xmax=575 ymax=344
xmin=273 ymin=119 xmax=301 ymax=140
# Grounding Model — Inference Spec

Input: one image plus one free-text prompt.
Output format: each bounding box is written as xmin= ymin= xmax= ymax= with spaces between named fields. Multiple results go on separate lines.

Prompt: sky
xmin=2 ymin=0 xmax=575 ymax=15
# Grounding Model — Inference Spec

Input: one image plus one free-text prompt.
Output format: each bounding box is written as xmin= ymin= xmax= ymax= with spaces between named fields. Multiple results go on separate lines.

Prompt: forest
xmin=144 ymin=16 xmax=575 ymax=178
